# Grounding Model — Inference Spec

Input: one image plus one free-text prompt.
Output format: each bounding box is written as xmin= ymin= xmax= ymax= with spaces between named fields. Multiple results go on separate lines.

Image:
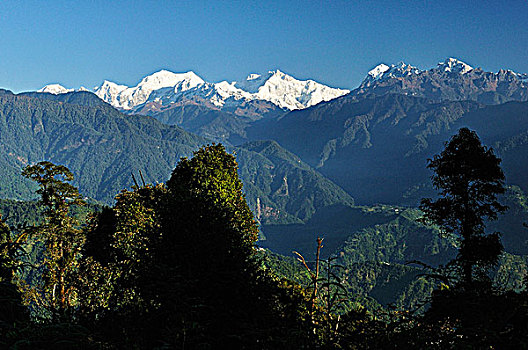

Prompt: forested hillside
xmin=0 ymin=90 xmax=205 ymax=202
xmin=0 ymin=91 xmax=355 ymax=226
xmin=248 ymin=93 xmax=528 ymax=205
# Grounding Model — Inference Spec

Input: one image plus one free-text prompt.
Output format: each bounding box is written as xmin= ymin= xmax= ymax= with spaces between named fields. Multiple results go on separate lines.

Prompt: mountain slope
xmin=250 ymin=92 xmax=528 ymax=205
xmin=235 ymin=140 xmax=355 ymax=224
xmin=0 ymin=91 xmax=207 ymax=202
xmin=140 ymin=97 xmax=284 ymax=144
xmin=249 ymin=93 xmax=480 ymax=203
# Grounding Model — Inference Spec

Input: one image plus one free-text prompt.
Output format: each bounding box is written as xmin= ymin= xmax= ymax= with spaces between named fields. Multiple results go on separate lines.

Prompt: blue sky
xmin=1 ymin=0 xmax=527 ymax=92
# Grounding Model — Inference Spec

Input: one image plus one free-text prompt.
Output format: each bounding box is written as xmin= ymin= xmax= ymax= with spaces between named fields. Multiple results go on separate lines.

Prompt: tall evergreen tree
xmin=415 ymin=128 xmax=516 ymax=348
xmin=420 ymin=127 xmax=506 ymax=287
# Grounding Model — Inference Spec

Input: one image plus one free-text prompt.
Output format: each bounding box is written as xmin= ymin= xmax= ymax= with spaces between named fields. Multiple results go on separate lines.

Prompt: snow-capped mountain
xmin=94 ymin=70 xmax=205 ymax=110
xmin=39 ymin=69 xmax=350 ymax=113
xmin=355 ymin=57 xmax=528 ymax=104
xmin=38 ymin=84 xmax=74 ymax=95
xmin=108 ymin=70 xmax=350 ymax=110
xmin=363 ymin=58 xmax=473 ymax=85
xmin=37 ymin=84 xmax=89 ymax=95
xmin=234 ymin=70 xmax=350 ymax=110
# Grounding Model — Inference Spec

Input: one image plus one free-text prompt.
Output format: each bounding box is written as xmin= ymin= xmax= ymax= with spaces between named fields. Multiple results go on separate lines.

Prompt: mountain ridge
xmin=355 ymin=57 xmax=528 ymax=104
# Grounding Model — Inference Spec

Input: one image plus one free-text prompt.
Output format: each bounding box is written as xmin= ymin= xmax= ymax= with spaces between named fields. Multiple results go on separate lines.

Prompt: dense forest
xmin=1 ymin=130 xmax=528 ymax=349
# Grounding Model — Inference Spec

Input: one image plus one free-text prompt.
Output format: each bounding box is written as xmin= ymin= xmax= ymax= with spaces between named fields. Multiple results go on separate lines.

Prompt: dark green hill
xmin=0 ymin=92 xmax=206 ymax=202
xmin=235 ymin=140 xmax=355 ymax=224
xmin=249 ymin=94 xmax=528 ymax=205
xmin=20 ymin=91 xmax=110 ymax=108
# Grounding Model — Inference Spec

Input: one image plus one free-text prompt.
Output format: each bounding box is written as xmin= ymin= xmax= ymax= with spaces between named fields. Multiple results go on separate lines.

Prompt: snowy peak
xmin=93 ymin=70 xmax=205 ymax=110
xmin=368 ymin=64 xmax=390 ymax=80
xmin=436 ymin=57 xmax=473 ymax=74
xmin=37 ymin=84 xmax=73 ymax=95
xmin=137 ymin=70 xmax=204 ymax=92
xmin=93 ymin=80 xmax=128 ymax=108
xmin=234 ymin=69 xmax=350 ymax=110
xmin=363 ymin=62 xmax=421 ymax=84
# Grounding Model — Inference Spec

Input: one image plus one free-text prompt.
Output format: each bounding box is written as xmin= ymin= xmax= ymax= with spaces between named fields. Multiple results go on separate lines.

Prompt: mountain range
xmin=0 ymin=89 xmax=354 ymax=226
xmin=24 ymin=57 xmax=528 ymax=205
xmin=354 ymin=58 xmax=528 ymax=104
xmin=37 ymin=58 xmax=528 ymax=144
xmin=39 ymin=57 xmax=528 ymax=112
xmin=40 ymin=69 xmax=350 ymax=113
xmin=4 ymin=56 xmax=528 ymax=308
xmin=24 ymin=57 xmax=528 ymax=207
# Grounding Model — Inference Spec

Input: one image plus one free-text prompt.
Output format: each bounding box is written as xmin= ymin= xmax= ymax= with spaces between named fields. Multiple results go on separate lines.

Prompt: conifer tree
xmin=420 ymin=127 xmax=506 ymax=288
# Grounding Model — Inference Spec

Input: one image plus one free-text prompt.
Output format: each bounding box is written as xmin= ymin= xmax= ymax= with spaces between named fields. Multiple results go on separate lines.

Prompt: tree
xmin=22 ymin=161 xmax=86 ymax=320
xmin=164 ymin=144 xmax=311 ymax=347
xmin=414 ymin=128 xmax=514 ymax=347
xmin=165 ymin=143 xmax=259 ymax=272
xmin=0 ymin=213 xmax=29 ymax=344
xmin=420 ymin=128 xmax=506 ymax=288
xmin=79 ymin=144 xmax=314 ymax=348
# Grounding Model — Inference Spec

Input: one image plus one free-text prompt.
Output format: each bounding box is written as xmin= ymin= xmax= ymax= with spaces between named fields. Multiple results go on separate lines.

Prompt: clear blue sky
xmin=1 ymin=0 xmax=527 ymax=92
